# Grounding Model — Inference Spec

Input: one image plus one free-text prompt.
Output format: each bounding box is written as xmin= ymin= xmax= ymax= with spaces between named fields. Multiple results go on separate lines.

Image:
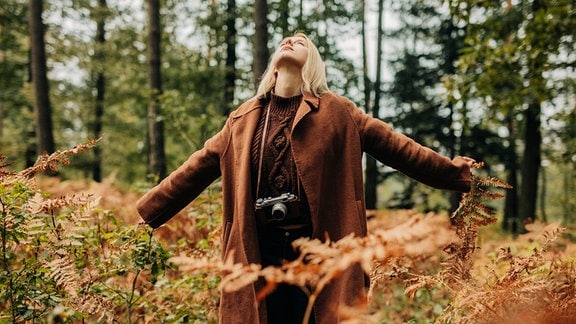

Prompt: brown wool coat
xmin=136 ymin=91 xmax=472 ymax=324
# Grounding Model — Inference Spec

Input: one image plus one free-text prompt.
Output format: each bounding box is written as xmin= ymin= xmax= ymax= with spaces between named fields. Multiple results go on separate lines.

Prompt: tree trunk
xmin=442 ymin=18 xmax=463 ymax=214
xmin=563 ymin=160 xmax=574 ymax=224
xmin=92 ymin=0 xmax=107 ymax=182
xmin=361 ymin=0 xmax=372 ymax=117
xmin=223 ymin=0 xmax=237 ymax=116
xmin=518 ymin=101 xmax=541 ymax=228
xmin=502 ymin=117 xmax=519 ymax=232
xmin=364 ymin=0 xmax=385 ymax=210
xmin=253 ymin=0 xmax=269 ymax=87
xmin=539 ymin=164 xmax=547 ymax=222
xmin=562 ymin=108 xmax=575 ymax=223
xmin=278 ymin=0 xmax=290 ymax=36
xmin=28 ymin=0 xmax=55 ymax=156
xmin=518 ymin=0 xmax=545 ymax=230
xmin=147 ymin=0 xmax=166 ymax=180
xmin=297 ymin=0 xmax=304 ymax=29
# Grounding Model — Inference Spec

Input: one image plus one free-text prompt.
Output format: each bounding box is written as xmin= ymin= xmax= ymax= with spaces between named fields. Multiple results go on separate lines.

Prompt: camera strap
xmin=255 ymin=103 xmax=271 ymax=200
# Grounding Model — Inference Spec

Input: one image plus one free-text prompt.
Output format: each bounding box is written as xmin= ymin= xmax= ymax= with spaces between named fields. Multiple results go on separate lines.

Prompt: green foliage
xmin=0 ymin=145 xmax=172 ymax=322
xmin=2 ymin=142 xmax=576 ymax=323
xmin=383 ymin=0 xmax=504 ymax=211
xmin=0 ymin=142 xmax=227 ymax=322
xmin=446 ymin=0 xmax=575 ymax=124
xmin=443 ymin=0 xmax=576 ymax=225
xmin=0 ymin=2 xmax=36 ymax=169
xmin=163 ymin=164 xmax=569 ymax=323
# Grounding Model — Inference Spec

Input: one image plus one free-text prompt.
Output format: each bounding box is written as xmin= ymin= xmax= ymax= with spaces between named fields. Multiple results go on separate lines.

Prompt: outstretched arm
xmin=347 ymin=101 xmax=473 ymax=192
xmin=136 ymin=124 xmax=230 ymax=228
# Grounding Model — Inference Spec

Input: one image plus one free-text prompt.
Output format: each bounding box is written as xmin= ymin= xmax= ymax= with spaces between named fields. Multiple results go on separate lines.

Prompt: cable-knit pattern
xmin=251 ymin=93 xmax=302 ymax=199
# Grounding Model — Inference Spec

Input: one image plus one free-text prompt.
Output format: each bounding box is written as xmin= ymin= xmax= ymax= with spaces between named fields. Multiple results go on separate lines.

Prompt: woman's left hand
xmin=458 ymin=156 xmax=476 ymax=167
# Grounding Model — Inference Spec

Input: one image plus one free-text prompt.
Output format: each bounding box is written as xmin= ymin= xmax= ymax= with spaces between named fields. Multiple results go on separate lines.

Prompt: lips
xmin=281 ymin=45 xmax=293 ymax=51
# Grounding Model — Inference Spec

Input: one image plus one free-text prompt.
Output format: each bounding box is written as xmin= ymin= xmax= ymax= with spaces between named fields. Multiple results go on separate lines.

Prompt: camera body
xmin=255 ymin=193 xmax=298 ymax=221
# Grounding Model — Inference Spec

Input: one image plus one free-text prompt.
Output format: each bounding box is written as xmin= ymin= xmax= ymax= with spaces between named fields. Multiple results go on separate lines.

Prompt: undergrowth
xmin=1 ymin=145 xmax=575 ymax=323
xmin=0 ymin=142 xmax=175 ymax=323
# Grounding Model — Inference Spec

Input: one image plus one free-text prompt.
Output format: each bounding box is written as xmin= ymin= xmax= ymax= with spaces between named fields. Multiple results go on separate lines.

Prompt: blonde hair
xmin=255 ymin=32 xmax=330 ymax=98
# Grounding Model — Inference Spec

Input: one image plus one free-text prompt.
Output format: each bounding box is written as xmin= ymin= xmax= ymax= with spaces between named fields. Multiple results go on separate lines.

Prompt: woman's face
xmin=273 ymin=36 xmax=309 ymax=70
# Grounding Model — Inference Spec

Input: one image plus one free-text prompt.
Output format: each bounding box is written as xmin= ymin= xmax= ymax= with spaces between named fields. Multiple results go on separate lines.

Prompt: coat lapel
xmin=293 ymin=92 xmax=319 ymax=131
xmin=229 ymin=98 xmax=262 ymax=243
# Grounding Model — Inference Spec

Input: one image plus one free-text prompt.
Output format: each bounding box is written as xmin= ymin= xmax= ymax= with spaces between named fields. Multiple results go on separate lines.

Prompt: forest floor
xmin=35 ymin=175 xmax=576 ymax=323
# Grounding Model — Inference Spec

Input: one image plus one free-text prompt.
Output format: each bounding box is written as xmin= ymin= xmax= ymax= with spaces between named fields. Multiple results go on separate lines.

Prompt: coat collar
xmin=233 ymin=91 xmax=320 ymax=119
xmin=301 ymin=91 xmax=320 ymax=110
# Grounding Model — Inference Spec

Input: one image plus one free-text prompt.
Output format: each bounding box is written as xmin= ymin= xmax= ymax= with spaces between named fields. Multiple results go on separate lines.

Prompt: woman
xmin=136 ymin=33 xmax=474 ymax=324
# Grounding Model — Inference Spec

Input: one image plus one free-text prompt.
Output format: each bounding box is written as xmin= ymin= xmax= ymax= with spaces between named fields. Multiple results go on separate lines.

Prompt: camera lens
xmin=271 ymin=203 xmax=288 ymax=221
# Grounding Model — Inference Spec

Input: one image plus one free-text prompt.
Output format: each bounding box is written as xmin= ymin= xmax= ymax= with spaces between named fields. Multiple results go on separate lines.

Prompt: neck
xmin=274 ymin=67 xmax=303 ymax=97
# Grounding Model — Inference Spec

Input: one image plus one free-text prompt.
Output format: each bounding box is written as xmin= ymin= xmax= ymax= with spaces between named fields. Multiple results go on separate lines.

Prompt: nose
xmin=282 ymin=38 xmax=293 ymax=46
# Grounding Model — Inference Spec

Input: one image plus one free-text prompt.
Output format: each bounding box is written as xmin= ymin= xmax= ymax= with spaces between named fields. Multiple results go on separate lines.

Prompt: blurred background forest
xmin=1 ymin=0 xmax=575 ymax=235
xmin=1 ymin=0 xmax=576 ymax=323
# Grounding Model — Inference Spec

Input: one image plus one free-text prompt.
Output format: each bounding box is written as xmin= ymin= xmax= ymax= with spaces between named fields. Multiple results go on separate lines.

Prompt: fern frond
xmin=27 ymin=192 xmax=95 ymax=214
xmin=475 ymin=176 xmax=513 ymax=190
xmin=400 ymin=165 xmax=511 ymax=305
xmin=0 ymin=154 xmax=15 ymax=180
xmin=171 ymin=211 xmax=459 ymax=323
xmin=438 ymin=219 xmax=576 ymax=323
xmin=69 ymin=293 xmax=115 ymax=321
xmin=46 ymin=257 xmax=81 ymax=296
xmin=19 ymin=138 xmax=100 ymax=177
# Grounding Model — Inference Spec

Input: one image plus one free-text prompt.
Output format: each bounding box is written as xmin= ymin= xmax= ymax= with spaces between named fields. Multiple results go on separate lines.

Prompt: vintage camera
xmin=255 ymin=193 xmax=298 ymax=221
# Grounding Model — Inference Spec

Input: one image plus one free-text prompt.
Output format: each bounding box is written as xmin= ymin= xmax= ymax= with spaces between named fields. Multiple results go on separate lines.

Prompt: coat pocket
xmin=222 ymin=221 xmax=233 ymax=258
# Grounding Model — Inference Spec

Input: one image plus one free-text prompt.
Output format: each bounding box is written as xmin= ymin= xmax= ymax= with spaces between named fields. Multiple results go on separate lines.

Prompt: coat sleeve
xmin=344 ymin=98 xmax=472 ymax=192
xmin=136 ymin=120 xmax=231 ymax=228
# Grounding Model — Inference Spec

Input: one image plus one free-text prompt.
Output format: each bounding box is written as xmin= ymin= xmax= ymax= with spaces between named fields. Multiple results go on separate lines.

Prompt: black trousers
xmin=258 ymin=226 xmax=316 ymax=324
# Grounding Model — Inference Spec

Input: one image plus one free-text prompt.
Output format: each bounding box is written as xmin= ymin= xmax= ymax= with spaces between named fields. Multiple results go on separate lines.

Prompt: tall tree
xmin=253 ymin=0 xmax=269 ymax=86
xmin=223 ymin=0 xmax=237 ymax=115
xmin=277 ymin=0 xmax=290 ymax=36
xmin=502 ymin=115 xmax=519 ymax=232
xmin=517 ymin=0 xmax=545 ymax=228
xmin=385 ymin=0 xmax=475 ymax=211
xmin=360 ymin=0 xmax=372 ymax=119
xmin=28 ymin=0 xmax=55 ymax=156
xmin=92 ymin=0 xmax=107 ymax=182
xmin=364 ymin=0 xmax=385 ymax=210
xmin=558 ymin=109 xmax=576 ymax=223
xmin=146 ymin=0 xmax=166 ymax=180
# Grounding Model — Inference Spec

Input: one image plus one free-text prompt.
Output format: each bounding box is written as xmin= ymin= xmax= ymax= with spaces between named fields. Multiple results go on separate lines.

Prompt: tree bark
xmin=92 ymin=0 xmax=107 ymax=182
xmin=539 ymin=164 xmax=547 ymax=222
xmin=147 ymin=0 xmax=166 ymax=180
xmin=28 ymin=0 xmax=55 ymax=156
xmin=223 ymin=0 xmax=237 ymax=116
xmin=502 ymin=116 xmax=519 ymax=232
xmin=253 ymin=0 xmax=269 ymax=88
xmin=518 ymin=101 xmax=541 ymax=228
xmin=518 ymin=0 xmax=545 ymax=230
xmin=442 ymin=18 xmax=463 ymax=214
xmin=364 ymin=0 xmax=385 ymax=210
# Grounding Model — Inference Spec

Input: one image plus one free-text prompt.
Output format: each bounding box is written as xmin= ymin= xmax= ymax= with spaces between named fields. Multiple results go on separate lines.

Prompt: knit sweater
xmin=251 ymin=92 xmax=302 ymax=201
xmin=250 ymin=93 xmax=312 ymax=226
